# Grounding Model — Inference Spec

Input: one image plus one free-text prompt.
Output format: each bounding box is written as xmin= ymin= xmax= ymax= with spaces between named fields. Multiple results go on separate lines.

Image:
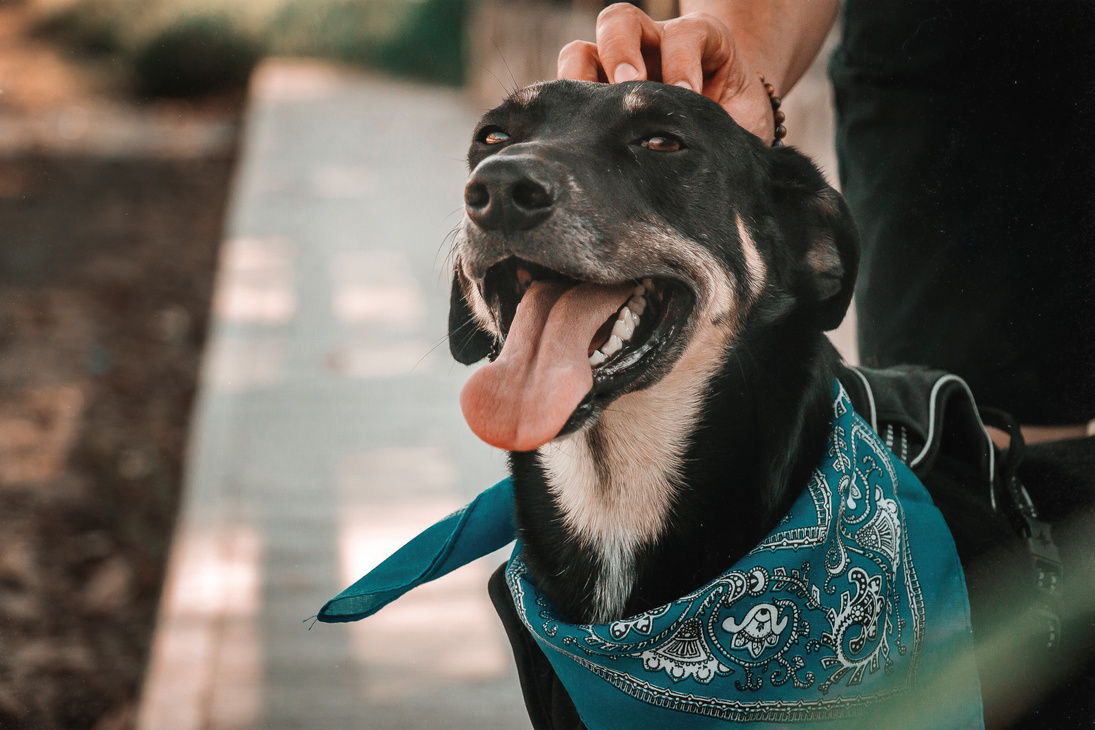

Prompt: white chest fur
xmin=538 ymin=319 xmax=732 ymax=622
xmin=533 ymin=218 xmax=754 ymax=621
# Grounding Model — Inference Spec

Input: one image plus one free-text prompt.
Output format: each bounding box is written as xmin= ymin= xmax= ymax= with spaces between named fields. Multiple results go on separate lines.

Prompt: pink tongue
xmin=461 ymin=280 xmax=633 ymax=451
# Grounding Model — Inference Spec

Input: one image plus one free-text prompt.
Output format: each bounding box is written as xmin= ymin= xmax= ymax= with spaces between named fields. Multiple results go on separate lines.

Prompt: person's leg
xmin=830 ymin=1 xmax=1095 ymax=437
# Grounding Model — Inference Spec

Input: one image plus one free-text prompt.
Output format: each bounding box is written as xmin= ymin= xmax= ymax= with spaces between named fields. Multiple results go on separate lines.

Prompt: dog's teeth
xmin=633 ymin=284 xmax=646 ymax=296
xmin=642 ymin=278 xmax=654 ymax=290
xmin=602 ymin=334 xmax=623 ymax=356
xmin=612 ymin=315 xmax=634 ymax=341
xmin=629 ymin=296 xmax=646 ymax=316
xmin=588 ymin=350 xmax=606 ymax=366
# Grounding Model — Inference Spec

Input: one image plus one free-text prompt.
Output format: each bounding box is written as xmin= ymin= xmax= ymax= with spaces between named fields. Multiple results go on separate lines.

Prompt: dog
xmin=314 ymin=79 xmax=1093 ymax=728
xmin=441 ymin=80 xmax=1095 ymax=728
xmin=450 ymin=78 xmax=857 ymax=624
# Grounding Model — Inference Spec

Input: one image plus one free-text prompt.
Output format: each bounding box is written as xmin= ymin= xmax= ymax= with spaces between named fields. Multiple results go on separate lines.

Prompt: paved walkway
xmin=136 ymin=60 xmax=530 ymax=730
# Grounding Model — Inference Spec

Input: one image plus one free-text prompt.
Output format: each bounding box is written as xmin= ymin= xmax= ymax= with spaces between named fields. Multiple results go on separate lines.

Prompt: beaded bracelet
xmin=757 ymin=74 xmax=787 ymax=148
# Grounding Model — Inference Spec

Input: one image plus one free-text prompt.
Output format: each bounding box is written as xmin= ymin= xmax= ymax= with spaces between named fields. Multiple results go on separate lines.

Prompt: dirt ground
xmin=0 ymin=5 xmax=243 ymax=728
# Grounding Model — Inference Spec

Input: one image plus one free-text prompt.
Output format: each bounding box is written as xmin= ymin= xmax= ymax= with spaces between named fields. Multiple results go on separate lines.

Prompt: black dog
xmin=447 ymin=80 xmax=1094 ymax=728
xmin=452 ymin=78 xmax=855 ymax=621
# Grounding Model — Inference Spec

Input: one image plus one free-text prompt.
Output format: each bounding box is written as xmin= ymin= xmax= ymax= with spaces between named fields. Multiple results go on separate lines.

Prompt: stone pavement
xmin=136 ymin=60 xmax=530 ymax=730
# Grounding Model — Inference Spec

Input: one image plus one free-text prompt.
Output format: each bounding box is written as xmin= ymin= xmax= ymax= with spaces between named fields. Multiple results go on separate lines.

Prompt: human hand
xmin=557 ymin=2 xmax=776 ymax=144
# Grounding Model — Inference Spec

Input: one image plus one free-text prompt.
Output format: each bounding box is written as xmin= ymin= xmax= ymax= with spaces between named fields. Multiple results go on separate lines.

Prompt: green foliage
xmin=133 ymin=15 xmax=262 ymax=97
xmin=31 ymin=0 xmax=469 ymax=97
xmin=376 ymin=0 xmax=468 ymax=86
xmin=265 ymin=0 xmax=407 ymax=63
xmin=33 ymin=0 xmax=126 ymax=55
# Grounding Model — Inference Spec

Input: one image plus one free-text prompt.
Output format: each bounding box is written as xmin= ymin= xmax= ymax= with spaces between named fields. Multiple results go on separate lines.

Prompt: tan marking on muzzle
xmin=619 ymin=222 xmax=741 ymax=334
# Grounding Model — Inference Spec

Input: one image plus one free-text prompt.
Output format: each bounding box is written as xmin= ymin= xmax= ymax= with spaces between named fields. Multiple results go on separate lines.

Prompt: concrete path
xmin=136 ymin=60 xmax=530 ymax=730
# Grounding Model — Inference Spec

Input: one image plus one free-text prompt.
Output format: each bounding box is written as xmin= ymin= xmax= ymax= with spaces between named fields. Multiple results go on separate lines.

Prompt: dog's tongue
xmin=461 ymin=280 xmax=632 ymax=452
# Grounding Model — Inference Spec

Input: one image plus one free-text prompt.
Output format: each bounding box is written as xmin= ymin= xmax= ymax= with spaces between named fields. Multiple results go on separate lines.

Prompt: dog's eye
xmin=640 ymin=135 xmax=682 ymax=152
xmin=479 ymin=129 xmax=510 ymax=145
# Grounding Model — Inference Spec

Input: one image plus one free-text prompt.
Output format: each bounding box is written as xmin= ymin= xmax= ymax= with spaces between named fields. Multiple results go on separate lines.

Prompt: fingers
xmin=595 ymin=2 xmax=662 ymax=83
xmin=558 ymin=40 xmax=603 ymax=81
xmin=659 ymin=14 xmax=731 ymax=93
xmin=557 ymin=4 xmax=775 ymax=143
xmin=658 ymin=13 xmax=774 ymax=143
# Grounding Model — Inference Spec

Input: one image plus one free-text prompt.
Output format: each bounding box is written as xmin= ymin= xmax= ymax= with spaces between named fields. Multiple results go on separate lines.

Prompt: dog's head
xmin=450 ymin=80 xmax=858 ymax=452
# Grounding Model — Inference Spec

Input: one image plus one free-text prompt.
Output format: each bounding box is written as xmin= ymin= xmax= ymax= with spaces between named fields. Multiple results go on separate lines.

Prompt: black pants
xmin=830 ymin=0 xmax=1095 ymax=425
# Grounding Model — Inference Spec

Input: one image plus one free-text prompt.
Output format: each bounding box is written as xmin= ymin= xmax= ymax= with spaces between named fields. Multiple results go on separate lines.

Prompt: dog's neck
xmin=510 ymin=316 xmax=839 ymax=624
xmin=536 ymin=321 xmax=725 ymax=620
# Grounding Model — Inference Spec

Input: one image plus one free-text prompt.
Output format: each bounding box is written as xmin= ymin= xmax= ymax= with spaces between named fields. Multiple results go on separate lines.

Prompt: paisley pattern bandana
xmin=505 ymin=386 xmax=982 ymax=728
xmin=318 ymin=384 xmax=983 ymax=728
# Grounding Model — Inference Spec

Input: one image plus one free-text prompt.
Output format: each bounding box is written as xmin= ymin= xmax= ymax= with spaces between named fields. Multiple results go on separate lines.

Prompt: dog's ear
xmin=448 ymin=267 xmax=496 ymax=364
xmin=769 ymin=148 xmax=860 ymax=331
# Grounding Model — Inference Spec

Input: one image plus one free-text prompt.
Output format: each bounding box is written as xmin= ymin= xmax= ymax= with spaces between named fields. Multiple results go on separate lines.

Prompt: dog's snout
xmin=465 ymin=156 xmax=558 ymax=232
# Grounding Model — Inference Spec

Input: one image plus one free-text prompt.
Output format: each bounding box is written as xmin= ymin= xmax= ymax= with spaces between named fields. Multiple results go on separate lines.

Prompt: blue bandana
xmin=318 ymin=384 xmax=983 ymax=728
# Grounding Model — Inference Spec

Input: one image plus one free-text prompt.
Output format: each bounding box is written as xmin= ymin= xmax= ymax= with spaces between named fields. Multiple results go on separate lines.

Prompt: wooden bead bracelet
xmin=758 ymin=74 xmax=787 ymax=148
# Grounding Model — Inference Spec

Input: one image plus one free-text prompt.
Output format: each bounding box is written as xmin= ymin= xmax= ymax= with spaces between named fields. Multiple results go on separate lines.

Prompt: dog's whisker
xmin=446 ymin=317 xmax=481 ymax=348
xmin=435 ymin=224 xmax=462 ymax=273
xmin=411 ymin=334 xmax=457 ymax=372
xmin=488 ymin=36 xmax=519 ymax=93
xmin=427 ymin=331 xmax=455 ymax=351
xmin=731 ymin=349 xmax=751 ymax=388
xmin=482 ymin=63 xmax=516 ymax=100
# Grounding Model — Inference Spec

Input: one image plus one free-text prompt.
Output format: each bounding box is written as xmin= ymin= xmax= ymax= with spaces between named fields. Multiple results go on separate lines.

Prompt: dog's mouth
xmin=460 ymin=257 xmax=694 ymax=452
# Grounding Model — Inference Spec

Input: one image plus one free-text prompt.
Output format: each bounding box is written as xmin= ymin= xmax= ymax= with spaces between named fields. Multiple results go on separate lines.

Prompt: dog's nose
xmin=464 ymin=156 xmax=557 ymax=232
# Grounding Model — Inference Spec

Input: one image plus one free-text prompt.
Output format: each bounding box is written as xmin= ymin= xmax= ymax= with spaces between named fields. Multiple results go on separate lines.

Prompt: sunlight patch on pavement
xmin=312 ymin=165 xmax=378 ymax=198
xmin=338 ymin=447 xmax=459 ymax=498
xmin=324 ymin=341 xmax=435 ymax=378
xmin=205 ymin=336 xmax=288 ymax=391
xmin=330 ymin=250 xmax=426 ymax=328
xmin=137 ymin=525 xmax=263 ymax=730
xmin=169 ymin=526 xmax=262 ymax=618
xmin=337 ymin=448 xmax=510 ymax=699
xmin=338 ymin=500 xmax=510 ymax=700
xmin=214 ymin=237 xmax=296 ymax=324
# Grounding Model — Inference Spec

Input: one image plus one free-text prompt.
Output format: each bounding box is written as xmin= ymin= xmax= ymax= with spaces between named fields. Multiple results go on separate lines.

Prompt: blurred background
xmin=0 ymin=1 xmax=845 ymax=728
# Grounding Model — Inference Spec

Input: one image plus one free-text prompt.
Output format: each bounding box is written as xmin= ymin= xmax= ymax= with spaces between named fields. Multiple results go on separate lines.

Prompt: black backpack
xmin=837 ymin=365 xmax=1094 ymax=729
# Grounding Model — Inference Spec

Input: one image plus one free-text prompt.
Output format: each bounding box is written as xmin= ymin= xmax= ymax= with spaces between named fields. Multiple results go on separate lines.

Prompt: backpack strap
xmin=837 ymin=363 xmax=1062 ymax=653
xmin=837 ymin=364 xmax=995 ymax=484
xmin=979 ymin=406 xmax=1063 ymax=652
